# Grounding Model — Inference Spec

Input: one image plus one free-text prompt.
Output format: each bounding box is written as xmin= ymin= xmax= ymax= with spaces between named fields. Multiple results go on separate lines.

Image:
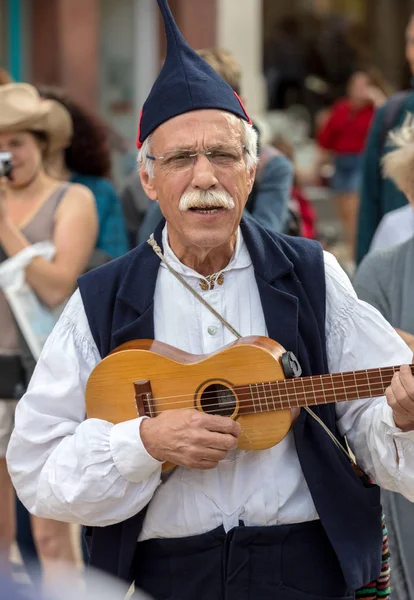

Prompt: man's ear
xmin=140 ymin=168 xmax=158 ymax=201
xmin=247 ymin=166 xmax=257 ymax=194
xmin=405 ymin=189 xmax=414 ymax=208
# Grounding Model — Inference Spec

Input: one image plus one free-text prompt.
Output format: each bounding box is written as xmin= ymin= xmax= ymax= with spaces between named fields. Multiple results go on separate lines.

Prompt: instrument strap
xmin=147 ymin=235 xmax=357 ymax=467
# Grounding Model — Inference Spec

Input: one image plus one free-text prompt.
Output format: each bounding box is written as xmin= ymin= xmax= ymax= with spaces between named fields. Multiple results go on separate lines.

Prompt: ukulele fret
xmin=366 ymin=370 xmax=372 ymax=397
xmin=264 ymin=381 xmax=271 ymax=412
xmin=321 ymin=375 xmax=328 ymax=404
xmin=256 ymin=383 xmax=262 ymax=413
xmin=378 ymin=369 xmax=385 ymax=394
xmin=300 ymin=377 xmax=307 ymax=405
xmin=249 ymin=384 xmax=257 ymax=413
xmin=309 ymin=375 xmax=317 ymax=405
xmin=277 ymin=380 xmax=287 ymax=409
xmin=361 ymin=370 xmax=373 ymax=399
xmin=269 ymin=381 xmax=276 ymax=410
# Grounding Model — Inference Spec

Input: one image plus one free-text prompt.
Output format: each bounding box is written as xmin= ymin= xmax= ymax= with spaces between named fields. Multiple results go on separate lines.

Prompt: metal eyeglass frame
xmin=146 ymin=144 xmax=249 ymax=164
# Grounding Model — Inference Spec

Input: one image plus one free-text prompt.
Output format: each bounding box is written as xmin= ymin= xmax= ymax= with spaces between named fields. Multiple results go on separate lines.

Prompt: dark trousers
xmin=133 ymin=520 xmax=355 ymax=600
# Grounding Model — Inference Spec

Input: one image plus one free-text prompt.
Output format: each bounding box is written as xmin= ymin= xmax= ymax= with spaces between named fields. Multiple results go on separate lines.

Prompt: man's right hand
xmin=140 ymin=409 xmax=241 ymax=470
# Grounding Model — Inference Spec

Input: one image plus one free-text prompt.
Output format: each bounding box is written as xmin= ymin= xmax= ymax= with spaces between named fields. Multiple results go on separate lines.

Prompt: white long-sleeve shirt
xmin=6 ymin=228 xmax=414 ymax=539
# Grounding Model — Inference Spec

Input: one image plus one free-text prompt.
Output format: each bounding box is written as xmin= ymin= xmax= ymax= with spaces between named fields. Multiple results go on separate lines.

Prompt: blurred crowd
xmin=1 ymin=8 xmax=414 ymax=600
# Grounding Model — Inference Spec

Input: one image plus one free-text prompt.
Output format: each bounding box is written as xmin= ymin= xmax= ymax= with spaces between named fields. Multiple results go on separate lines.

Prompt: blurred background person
xmin=271 ymin=134 xmax=317 ymax=239
xmin=369 ymin=115 xmax=414 ymax=253
xmin=357 ymin=12 xmax=414 ymax=264
xmin=136 ymin=47 xmax=293 ymax=246
xmin=354 ymin=115 xmax=414 ymax=600
xmin=0 ymin=568 xmax=154 ymax=600
xmin=119 ymin=171 xmax=151 ymax=249
xmin=38 ymin=87 xmax=128 ymax=264
xmin=313 ymin=67 xmax=388 ymax=258
xmin=0 ymin=81 xmax=97 ymax=584
xmin=264 ymin=11 xmax=371 ymax=127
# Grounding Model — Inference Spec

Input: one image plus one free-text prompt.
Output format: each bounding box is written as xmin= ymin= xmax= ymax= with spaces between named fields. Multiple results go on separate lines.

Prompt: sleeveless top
xmin=0 ymin=185 xmax=69 ymax=356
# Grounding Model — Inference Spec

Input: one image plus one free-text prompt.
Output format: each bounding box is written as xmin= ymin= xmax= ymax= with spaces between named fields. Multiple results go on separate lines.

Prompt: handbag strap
xmin=147 ymin=234 xmax=356 ymax=466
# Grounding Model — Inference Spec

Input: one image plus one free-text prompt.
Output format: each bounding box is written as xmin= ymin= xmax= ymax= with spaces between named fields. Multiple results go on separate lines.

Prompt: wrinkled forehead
xmin=151 ymin=109 xmax=243 ymax=152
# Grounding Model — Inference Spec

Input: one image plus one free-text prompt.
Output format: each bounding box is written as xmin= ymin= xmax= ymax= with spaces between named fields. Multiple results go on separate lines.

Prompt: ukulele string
xmin=134 ymin=402 xmax=360 ymax=419
xmin=133 ymin=364 xmax=408 ymax=406
xmin=149 ymin=388 xmax=387 ymax=413
xmin=134 ymin=367 xmax=403 ymax=411
xmin=137 ymin=381 xmax=394 ymax=413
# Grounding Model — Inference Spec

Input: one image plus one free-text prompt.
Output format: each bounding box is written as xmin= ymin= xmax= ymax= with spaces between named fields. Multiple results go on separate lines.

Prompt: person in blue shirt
xmin=39 ymin=87 xmax=129 ymax=261
xmin=70 ymin=173 xmax=129 ymax=262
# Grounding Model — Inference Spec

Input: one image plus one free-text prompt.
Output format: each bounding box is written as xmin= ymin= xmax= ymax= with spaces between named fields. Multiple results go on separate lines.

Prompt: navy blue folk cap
xmin=136 ymin=0 xmax=251 ymax=148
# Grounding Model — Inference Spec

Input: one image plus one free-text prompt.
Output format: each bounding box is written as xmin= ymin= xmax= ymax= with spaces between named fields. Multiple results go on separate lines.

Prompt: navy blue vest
xmin=78 ymin=217 xmax=382 ymax=590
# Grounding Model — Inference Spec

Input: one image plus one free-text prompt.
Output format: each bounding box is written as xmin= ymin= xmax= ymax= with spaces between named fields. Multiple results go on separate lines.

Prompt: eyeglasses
xmin=146 ymin=145 xmax=249 ymax=171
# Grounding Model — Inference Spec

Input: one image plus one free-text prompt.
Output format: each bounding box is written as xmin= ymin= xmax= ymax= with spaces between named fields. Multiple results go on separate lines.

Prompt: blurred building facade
xmin=264 ymin=0 xmax=414 ymax=109
xmin=0 ymin=0 xmax=413 ymax=164
xmin=0 ymin=0 xmax=264 ymax=163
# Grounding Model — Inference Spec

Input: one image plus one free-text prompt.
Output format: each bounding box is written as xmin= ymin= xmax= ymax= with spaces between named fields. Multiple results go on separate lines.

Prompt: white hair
xmin=178 ymin=188 xmax=235 ymax=211
xmin=138 ymin=114 xmax=259 ymax=178
xmin=382 ymin=113 xmax=414 ymax=193
xmin=139 ymin=135 xmax=155 ymax=177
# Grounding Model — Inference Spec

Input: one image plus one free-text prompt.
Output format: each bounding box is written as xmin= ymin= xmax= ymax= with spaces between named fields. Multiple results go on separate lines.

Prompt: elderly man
xmin=6 ymin=2 xmax=414 ymax=599
xmin=135 ymin=47 xmax=293 ymax=245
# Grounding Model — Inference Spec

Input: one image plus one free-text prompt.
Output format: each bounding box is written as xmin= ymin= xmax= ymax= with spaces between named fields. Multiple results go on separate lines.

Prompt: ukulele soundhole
xmin=199 ymin=382 xmax=236 ymax=417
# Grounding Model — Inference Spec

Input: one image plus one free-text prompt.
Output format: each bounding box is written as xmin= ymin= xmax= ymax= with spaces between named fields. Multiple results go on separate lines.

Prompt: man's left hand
xmin=386 ymin=364 xmax=414 ymax=432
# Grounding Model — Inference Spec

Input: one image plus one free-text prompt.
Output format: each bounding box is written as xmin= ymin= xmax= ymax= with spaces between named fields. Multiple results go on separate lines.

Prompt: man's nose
xmin=190 ymin=154 xmax=219 ymax=189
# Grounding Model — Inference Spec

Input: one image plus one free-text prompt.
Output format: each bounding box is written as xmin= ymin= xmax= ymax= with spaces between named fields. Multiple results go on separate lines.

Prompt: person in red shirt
xmin=316 ymin=68 xmax=388 ymax=257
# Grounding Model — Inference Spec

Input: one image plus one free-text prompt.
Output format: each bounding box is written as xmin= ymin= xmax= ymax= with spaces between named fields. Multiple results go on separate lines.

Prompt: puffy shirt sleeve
xmin=324 ymin=251 xmax=414 ymax=500
xmin=6 ymin=289 xmax=162 ymax=526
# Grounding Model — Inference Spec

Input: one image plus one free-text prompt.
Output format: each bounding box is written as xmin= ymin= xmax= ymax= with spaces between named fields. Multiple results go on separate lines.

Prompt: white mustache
xmin=178 ymin=189 xmax=235 ymax=212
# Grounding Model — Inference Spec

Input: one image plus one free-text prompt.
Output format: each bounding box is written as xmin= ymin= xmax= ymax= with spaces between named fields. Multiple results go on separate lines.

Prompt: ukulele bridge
xmin=134 ymin=380 xmax=155 ymax=418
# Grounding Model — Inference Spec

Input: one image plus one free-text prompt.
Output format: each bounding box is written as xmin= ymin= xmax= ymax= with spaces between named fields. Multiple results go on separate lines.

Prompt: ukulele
xmin=86 ymin=336 xmax=413 ymax=470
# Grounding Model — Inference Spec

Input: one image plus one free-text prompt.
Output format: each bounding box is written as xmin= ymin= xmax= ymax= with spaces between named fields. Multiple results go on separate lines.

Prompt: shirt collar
xmin=161 ymin=223 xmax=252 ymax=279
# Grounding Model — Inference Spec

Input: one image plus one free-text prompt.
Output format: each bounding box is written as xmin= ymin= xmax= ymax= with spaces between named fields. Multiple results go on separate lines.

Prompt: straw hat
xmin=0 ymin=83 xmax=73 ymax=153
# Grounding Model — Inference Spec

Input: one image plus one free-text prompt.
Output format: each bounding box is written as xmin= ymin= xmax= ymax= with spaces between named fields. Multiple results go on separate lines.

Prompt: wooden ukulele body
xmin=86 ymin=336 xmax=293 ymax=455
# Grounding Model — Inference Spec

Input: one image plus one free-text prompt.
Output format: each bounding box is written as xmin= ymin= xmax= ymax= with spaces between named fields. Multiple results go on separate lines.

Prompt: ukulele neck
xmin=237 ymin=365 xmax=414 ymax=412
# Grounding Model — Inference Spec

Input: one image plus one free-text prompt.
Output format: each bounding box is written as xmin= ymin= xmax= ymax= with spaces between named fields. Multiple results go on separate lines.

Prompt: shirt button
xmin=207 ymin=325 xmax=217 ymax=336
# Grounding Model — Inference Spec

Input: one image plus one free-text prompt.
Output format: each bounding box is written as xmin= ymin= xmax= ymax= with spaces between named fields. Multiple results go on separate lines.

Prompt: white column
xmin=216 ymin=0 xmax=266 ymax=116
xmin=133 ymin=0 xmax=159 ymax=116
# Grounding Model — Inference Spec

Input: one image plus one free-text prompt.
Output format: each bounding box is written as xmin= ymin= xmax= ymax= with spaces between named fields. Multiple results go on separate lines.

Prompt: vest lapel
xmin=111 ymin=220 xmax=165 ymax=349
xmin=240 ymin=217 xmax=299 ymax=355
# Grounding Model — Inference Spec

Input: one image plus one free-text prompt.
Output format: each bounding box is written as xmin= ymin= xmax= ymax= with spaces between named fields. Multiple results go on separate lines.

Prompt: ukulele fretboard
xmin=235 ymin=365 xmax=414 ymax=412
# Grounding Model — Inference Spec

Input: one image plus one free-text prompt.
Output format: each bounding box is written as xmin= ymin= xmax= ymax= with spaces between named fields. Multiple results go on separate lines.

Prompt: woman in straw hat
xmin=0 ymin=82 xmax=97 ymax=582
